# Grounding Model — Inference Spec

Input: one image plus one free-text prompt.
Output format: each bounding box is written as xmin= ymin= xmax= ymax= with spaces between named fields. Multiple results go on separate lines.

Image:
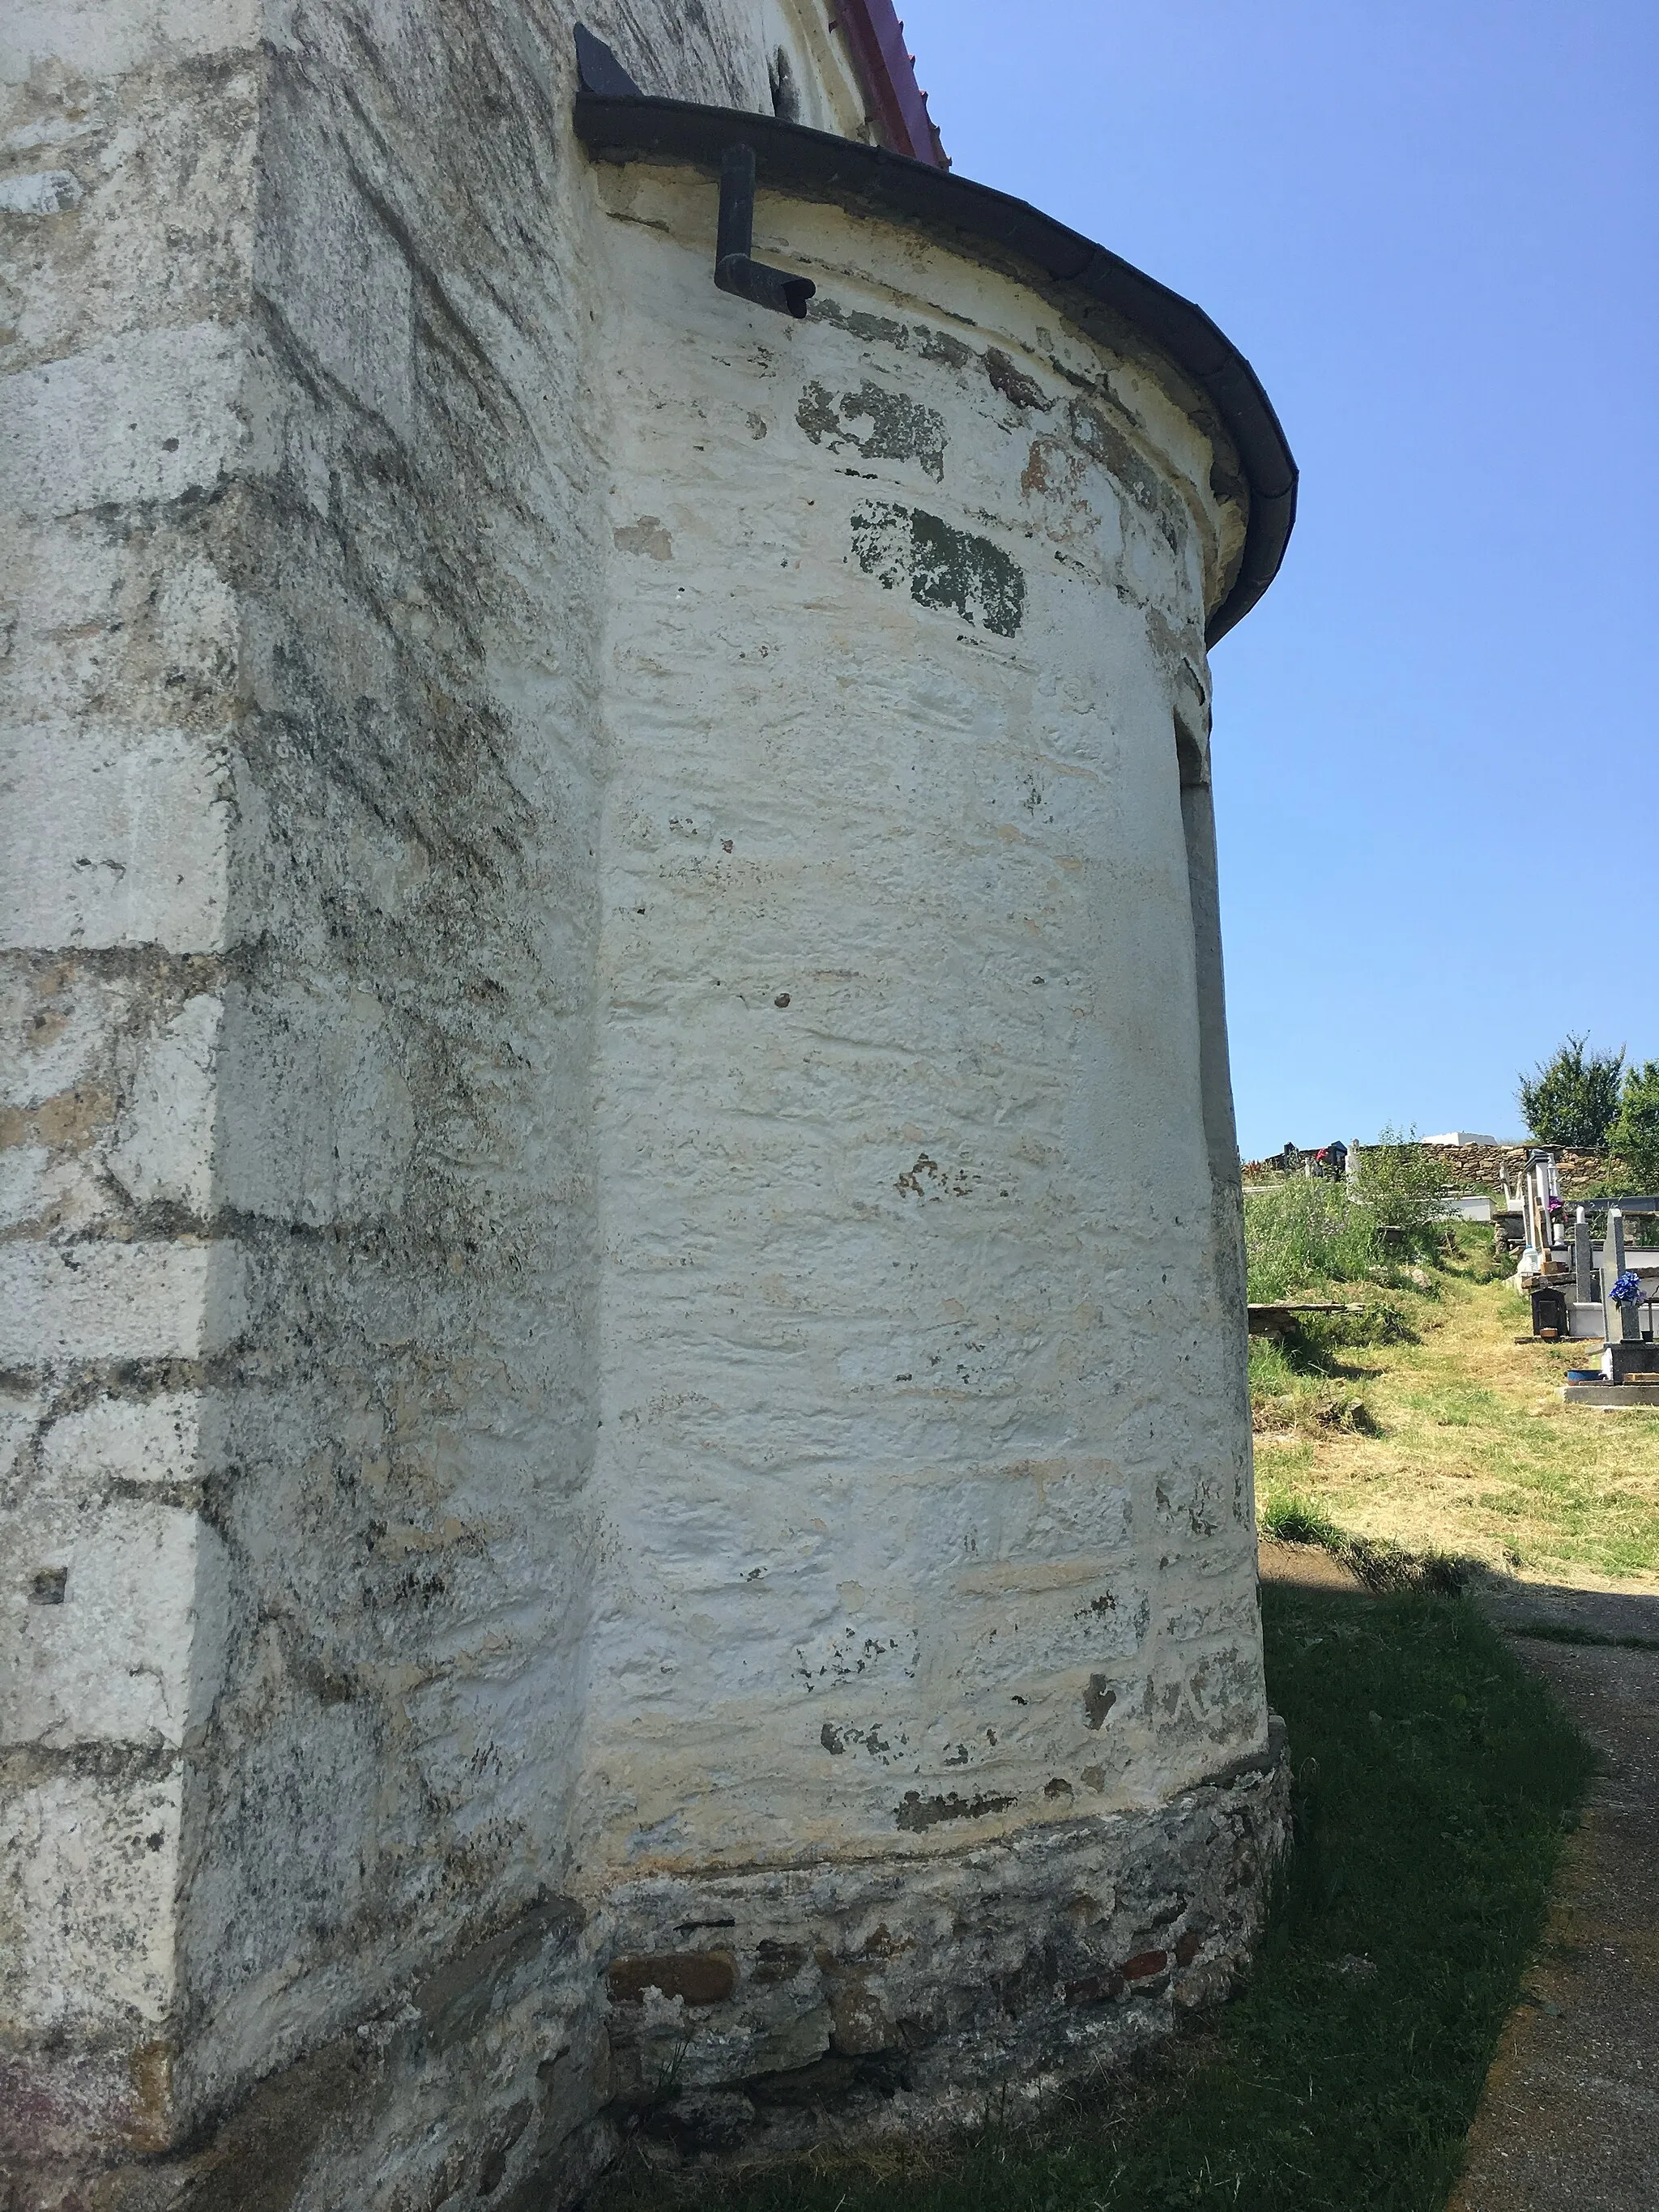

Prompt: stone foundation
xmin=21 ymin=1725 xmax=1285 ymax=2209
xmin=596 ymin=1724 xmax=1289 ymax=2176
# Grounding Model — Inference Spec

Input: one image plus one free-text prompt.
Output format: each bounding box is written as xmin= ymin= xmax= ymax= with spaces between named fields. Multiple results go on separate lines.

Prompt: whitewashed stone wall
xmin=557 ymin=164 xmax=1280 ymax=2177
xmin=1 ymin=5 xmax=1280 ymax=2206
xmin=581 ymin=169 xmax=1261 ymax=1866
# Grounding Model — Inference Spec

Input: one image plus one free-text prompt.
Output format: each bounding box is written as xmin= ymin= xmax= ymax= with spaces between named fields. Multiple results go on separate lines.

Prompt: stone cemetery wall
xmin=1243 ymin=1145 xmax=1610 ymax=1198
xmin=1422 ymin=1144 xmax=1608 ymax=1198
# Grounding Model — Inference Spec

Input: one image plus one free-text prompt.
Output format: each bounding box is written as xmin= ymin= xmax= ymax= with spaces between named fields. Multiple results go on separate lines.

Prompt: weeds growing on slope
xmin=1248 ymin=1305 xmax=1416 ymax=1438
xmin=1244 ymin=1177 xmax=1379 ymax=1301
xmin=1243 ymin=1129 xmax=1461 ymax=1306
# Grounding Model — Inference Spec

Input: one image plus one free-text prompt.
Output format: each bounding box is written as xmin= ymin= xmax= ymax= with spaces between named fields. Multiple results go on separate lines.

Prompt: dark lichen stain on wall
xmin=797 ymin=378 xmax=947 ymax=480
xmin=911 ymin=509 xmax=1026 ymax=636
xmin=1068 ymin=396 xmax=1163 ymax=517
xmin=851 ymin=501 xmax=1026 ymax=638
xmin=984 ymin=346 xmax=1051 ymax=412
xmin=804 ymin=296 xmax=979 ymax=373
xmin=1083 ymin=1674 xmax=1118 ymax=1730
xmin=895 ymin=1788 xmax=1018 ymax=1832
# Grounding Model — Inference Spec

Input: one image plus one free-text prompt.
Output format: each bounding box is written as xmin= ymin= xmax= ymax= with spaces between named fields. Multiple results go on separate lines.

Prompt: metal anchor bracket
xmin=714 ymin=143 xmax=815 ymax=320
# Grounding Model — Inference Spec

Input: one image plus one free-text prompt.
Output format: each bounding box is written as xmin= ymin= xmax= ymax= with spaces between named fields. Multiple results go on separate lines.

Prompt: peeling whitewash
xmin=1 ymin=2 xmax=1284 ymax=2205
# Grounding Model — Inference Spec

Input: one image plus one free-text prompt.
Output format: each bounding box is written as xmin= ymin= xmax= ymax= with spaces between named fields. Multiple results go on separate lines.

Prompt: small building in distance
xmin=2 ymin=5 xmax=1297 ymax=2204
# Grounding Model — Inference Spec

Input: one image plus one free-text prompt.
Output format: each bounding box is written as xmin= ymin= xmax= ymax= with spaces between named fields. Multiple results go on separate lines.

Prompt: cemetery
xmin=1244 ymin=1133 xmax=1659 ymax=1404
xmin=1507 ymin=1152 xmax=1659 ymax=1398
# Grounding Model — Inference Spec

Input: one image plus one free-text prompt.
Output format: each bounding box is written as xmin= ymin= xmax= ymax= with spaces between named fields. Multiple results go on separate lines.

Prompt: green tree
xmin=1517 ymin=1034 xmax=1624 ymax=1150
xmin=1609 ymin=1060 xmax=1659 ymax=1189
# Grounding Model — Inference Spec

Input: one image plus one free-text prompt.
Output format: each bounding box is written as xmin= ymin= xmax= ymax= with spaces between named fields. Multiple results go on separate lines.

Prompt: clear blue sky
xmin=899 ymin=0 xmax=1656 ymax=1160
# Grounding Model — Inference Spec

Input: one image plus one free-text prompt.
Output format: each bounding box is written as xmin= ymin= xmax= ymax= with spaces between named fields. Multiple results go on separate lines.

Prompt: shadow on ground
xmin=1449 ymin=1575 xmax=1659 ymax=2212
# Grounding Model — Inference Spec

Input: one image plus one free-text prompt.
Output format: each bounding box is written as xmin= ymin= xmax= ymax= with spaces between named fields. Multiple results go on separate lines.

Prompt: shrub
xmin=1244 ymin=1176 xmax=1377 ymax=1301
xmin=1609 ymin=1059 xmax=1659 ymax=1190
xmin=1349 ymin=1125 xmax=1449 ymax=1245
xmin=1518 ymin=1034 xmax=1624 ymax=1150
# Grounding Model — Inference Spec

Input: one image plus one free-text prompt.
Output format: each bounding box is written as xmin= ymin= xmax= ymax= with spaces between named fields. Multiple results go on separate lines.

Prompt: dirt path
xmin=1450 ymin=1577 xmax=1659 ymax=2212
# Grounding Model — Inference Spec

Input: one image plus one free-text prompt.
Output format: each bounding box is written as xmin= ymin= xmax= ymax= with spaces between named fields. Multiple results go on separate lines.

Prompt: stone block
xmin=1 ymin=322 xmax=246 ymax=524
xmin=0 ymin=957 xmax=153 ymax=1235
xmin=0 ymin=1240 xmax=246 ymax=1366
xmin=0 ymin=721 xmax=232 ymax=951
xmin=0 ymin=956 xmax=125 ymax=1113
xmin=1 ymin=0 xmax=258 ymax=82
xmin=1 ymin=1496 xmax=230 ymax=1748
xmin=0 ymin=1123 xmax=109 ymax=1239
xmin=0 ymin=511 xmax=239 ymax=739
xmin=0 ymin=1763 xmax=182 ymax=2036
xmin=825 ymin=1976 xmax=896 ymax=2056
xmin=607 ymin=1981 xmax=832 ymax=2105
xmin=1 ymin=68 xmax=258 ymax=377
xmin=0 ymin=1144 xmax=61 ymax=1234
xmin=0 ymin=1388 xmax=49 ymax=1483
xmin=38 ymin=1389 xmax=206 ymax=1495
xmin=109 ymin=994 xmax=223 ymax=1214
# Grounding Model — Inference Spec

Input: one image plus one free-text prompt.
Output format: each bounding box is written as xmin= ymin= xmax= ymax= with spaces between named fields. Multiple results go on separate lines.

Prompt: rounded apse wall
xmin=575 ymin=155 xmax=1267 ymax=1885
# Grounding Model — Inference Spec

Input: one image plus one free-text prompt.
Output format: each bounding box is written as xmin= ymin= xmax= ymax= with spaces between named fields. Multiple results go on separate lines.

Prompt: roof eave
xmin=573 ymin=91 xmax=1297 ymax=646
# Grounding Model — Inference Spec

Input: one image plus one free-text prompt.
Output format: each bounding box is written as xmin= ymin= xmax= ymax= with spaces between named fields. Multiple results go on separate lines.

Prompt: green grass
xmin=1247 ymin=1224 xmax=1659 ymax=1579
xmin=1259 ymin=1490 xmax=1346 ymax=1550
xmin=1243 ymin=1175 xmax=1456 ymax=1306
xmin=1247 ymin=1309 xmax=1409 ymax=1441
xmin=1258 ymin=1489 xmax=1464 ymax=1595
xmin=595 ymin=1591 xmax=1590 ymax=2212
xmin=1244 ymin=1178 xmax=1382 ymax=1302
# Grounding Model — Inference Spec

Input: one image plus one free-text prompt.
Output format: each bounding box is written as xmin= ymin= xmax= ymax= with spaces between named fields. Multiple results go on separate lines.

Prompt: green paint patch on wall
xmin=851 ymin=501 xmax=1026 ymax=637
xmin=798 ymin=379 xmax=947 ymax=479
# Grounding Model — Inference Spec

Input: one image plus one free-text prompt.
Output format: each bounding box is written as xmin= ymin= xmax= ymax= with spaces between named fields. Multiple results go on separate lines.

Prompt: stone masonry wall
xmin=2 ymin=0 xmax=267 ymax=2184
xmin=1244 ymin=1146 xmax=1610 ymax=1199
xmin=575 ymin=164 xmax=1265 ymax=1880
xmin=2 ymin=7 xmax=1282 ymax=2206
xmin=0 ymin=4 xmax=866 ymax=2202
xmin=1422 ymin=1144 xmax=1610 ymax=1200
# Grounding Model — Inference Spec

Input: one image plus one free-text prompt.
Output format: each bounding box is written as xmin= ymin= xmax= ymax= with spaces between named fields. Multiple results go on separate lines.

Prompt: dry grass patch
xmin=1252 ymin=1235 xmax=1659 ymax=1582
